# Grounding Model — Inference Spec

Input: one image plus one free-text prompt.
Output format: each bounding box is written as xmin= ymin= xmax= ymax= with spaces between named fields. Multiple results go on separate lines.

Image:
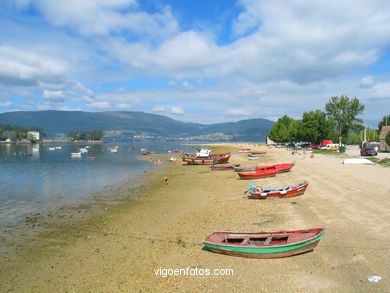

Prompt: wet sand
xmin=0 ymin=144 xmax=389 ymax=292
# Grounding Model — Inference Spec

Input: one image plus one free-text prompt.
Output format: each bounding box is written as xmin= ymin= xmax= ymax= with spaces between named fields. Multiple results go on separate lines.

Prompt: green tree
xmin=268 ymin=115 xmax=300 ymax=143
xmin=68 ymin=130 xmax=79 ymax=140
xmin=300 ymin=110 xmax=336 ymax=144
xmin=378 ymin=114 xmax=390 ymax=130
xmin=325 ymin=95 xmax=365 ymax=144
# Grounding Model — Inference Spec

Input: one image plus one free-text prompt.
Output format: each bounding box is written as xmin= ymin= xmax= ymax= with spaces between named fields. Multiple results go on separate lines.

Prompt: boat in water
xmin=243 ymin=181 xmax=309 ymax=199
xmin=203 ymin=228 xmax=325 ymax=258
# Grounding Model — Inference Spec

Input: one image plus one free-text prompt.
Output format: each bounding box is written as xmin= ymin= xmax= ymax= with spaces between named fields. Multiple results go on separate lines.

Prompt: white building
xmin=27 ymin=131 xmax=40 ymax=140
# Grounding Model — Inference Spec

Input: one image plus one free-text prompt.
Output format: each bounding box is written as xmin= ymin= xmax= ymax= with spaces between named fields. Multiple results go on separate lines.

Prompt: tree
xmin=300 ymin=110 xmax=337 ymax=144
xmin=268 ymin=115 xmax=300 ymax=143
xmin=68 ymin=130 xmax=79 ymax=140
xmin=378 ymin=114 xmax=390 ymax=130
xmin=325 ymin=95 xmax=365 ymax=144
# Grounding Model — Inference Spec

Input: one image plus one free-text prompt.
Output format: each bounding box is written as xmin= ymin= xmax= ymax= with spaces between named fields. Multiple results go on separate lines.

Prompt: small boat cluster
xmin=182 ymin=146 xmax=324 ymax=258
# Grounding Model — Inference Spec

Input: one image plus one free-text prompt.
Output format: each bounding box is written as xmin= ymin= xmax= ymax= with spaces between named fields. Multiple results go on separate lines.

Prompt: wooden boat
xmin=203 ymin=228 xmax=325 ymax=258
xmin=238 ymin=148 xmax=251 ymax=153
xmin=248 ymin=156 xmax=260 ymax=160
xmin=237 ymin=170 xmax=278 ymax=179
xmin=86 ymin=157 xmax=96 ymax=160
xmin=250 ymin=152 xmax=266 ymax=155
xmin=255 ymin=163 xmax=294 ymax=173
xmin=182 ymin=153 xmax=231 ymax=165
xmin=142 ymin=151 xmax=157 ymax=155
xmin=234 ymin=163 xmax=294 ymax=173
xmin=209 ymin=164 xmax=238 ymax=171
xmin=19 ymin=152 xmax=32 ymax=156
xmin=244 ymin=181 xmax=309 ymax=199
xmin=233 ymin=165 xmax=257 ymax=172
xmin=182 ymin=147 xmax=231 ymax=165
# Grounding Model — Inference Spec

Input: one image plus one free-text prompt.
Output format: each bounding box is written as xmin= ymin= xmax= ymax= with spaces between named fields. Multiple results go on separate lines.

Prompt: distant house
xmin=27 ymin=131 xmax=40 ymax=141
xmin=379 ymin=126 xmax=390 ymax=151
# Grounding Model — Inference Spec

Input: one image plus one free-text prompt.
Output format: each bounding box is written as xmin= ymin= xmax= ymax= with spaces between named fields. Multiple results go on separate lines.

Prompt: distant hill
xmin=0 ymin=110 xmax=274 ymax=141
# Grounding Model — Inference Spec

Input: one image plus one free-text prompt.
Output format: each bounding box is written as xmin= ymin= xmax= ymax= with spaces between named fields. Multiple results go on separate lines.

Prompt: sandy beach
xmin=1 ymin=144 xmax=389 ymax=292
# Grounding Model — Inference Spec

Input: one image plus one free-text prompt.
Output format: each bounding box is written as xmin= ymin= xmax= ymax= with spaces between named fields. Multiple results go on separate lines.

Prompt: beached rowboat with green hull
xmin=203 ymin=228 xmax=325 ymax=258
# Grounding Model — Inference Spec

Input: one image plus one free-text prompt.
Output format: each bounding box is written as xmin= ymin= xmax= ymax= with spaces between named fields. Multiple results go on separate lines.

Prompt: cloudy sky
xmin=1 ymin=0 xmax=389 ymax=127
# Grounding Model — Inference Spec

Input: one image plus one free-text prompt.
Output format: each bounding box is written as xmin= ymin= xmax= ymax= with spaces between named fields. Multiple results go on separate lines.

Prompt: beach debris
xmin=367 ymin=276 xmax=381 ymax=282
xmin=343 ymin=158 xmax=374 ymax=164
xmin=164 ymin=176 xmax=168 ymax=185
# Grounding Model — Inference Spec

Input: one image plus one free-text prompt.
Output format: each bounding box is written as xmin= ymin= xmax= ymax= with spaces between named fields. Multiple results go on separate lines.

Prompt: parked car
xmin=308 ymin=144 xmax=321 ymax=149
xmin=360 ymin=147 xmax=378 ymax=156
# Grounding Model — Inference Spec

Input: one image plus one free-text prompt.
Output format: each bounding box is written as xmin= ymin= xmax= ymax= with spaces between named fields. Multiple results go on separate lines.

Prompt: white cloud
xmin=87 ymin=101 xmax=110 ymax=109
xmin=360 ymin=75 xmax=374 ymax=87
xmin=226 ymin=108 xmax=250 ymax=116
xmin=43 ymin=89 xmax=65 ymax=102
xmin=152 ymin=106 xmax=166 ymax=112
xmin=31 ymin=0 xmax=178 ymax=40
xmin=0 ymin=101 xmax=12 ymax=107
xmin=116 ymin=103 xmax=132 ymax=109
xmin=0 ymin=46 xmax=67 ymax=86
xmin=170 ymin=106 xmax=184 ymax=114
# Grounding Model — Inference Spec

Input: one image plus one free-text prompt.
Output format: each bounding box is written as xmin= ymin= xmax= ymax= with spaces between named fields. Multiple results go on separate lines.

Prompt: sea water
xmin=0 ymin=141 xmax=192 ymax=228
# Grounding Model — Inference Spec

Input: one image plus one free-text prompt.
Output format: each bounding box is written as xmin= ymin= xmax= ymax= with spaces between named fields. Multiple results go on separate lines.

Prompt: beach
xmin=1 ymin=144 xmax=389 ymax=292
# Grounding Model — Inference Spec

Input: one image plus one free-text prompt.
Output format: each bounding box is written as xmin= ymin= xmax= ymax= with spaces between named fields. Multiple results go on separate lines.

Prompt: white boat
xmin=48 ymin=147 xmax=56 ymax=151
xmin=343 ymin=158 xmax=374 ymax=164
xmin=55 ymin=146 xmax=62 ymax=150
xmin=80 ymin=148 xmax=88 ymax=153
xmin=70 ymin=152 xmax=81 ymax=157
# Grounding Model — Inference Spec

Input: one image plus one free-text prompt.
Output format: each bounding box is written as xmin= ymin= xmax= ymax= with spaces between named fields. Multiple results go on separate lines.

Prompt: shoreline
xmin=1 ymin=144 xmax=389 ymax=292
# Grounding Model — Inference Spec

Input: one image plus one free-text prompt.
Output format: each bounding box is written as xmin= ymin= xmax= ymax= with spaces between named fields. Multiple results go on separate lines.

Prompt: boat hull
xmin=203 ymin=228 xmax=325 ymax=259
xmin=182 ymin=153 xmax=231 ymax=165
xmin=248 ymin=182 xmax=309 ymax=199
xmin=237 ymin=170 xmax=278 ymax=179
xmin=207 ymin=239 xmax=321 ymax=258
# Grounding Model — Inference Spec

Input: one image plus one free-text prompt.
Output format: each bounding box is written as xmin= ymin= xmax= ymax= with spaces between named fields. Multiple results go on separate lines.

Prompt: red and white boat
xmin=238 ymin=148 xmax=251 ymax=153
xmin=244 ymin=181 xmax=309 ymax=199
xmin=182 ymin=147 xmax=231 ymax=165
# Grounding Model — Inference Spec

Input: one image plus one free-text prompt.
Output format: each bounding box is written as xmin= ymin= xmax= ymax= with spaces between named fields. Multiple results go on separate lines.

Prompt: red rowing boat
xmin=182 ymin=153 xmax=231 ymax=165
xmin=237 ymin=170 xmax=278 ymax=179
xmin=244 ymin=181 xmax=309 ymax=199
xmin=255 ymin=163 xmax=294 ymax=173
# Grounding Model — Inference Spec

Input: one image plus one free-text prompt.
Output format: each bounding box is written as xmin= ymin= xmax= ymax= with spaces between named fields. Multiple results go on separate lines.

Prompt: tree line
xmin=0 ymin=124 xmax=46 ymax=141
xmin=67 ymin=129 xmax=104 ymax=141
xmin=268 ymin=95 xmax=366 ymax=144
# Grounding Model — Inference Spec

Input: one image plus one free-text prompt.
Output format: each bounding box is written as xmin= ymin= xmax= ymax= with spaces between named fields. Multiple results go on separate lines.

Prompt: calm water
xmin=0 ymin=141 xmax=191 ymax=227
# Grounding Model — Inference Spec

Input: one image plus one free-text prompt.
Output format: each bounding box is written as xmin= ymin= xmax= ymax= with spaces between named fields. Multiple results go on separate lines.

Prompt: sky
xmin=0 ymin=0 xmax=390 ymax=127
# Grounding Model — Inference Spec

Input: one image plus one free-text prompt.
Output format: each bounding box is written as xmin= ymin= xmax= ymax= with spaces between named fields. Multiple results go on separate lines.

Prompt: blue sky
xmin=0 ymin=0 xmax=389 ymax=127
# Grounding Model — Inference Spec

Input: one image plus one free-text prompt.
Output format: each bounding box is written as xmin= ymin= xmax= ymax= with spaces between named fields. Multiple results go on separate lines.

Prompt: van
xmin=321 ymin=143 xmax=339 ymax=151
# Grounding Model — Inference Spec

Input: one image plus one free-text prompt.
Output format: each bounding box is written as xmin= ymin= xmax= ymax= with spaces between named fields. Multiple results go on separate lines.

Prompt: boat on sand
xmin=243 ymin=181 xmax=309 ymax=199
xmin=203 ymin=228 xmax=325 ymax=258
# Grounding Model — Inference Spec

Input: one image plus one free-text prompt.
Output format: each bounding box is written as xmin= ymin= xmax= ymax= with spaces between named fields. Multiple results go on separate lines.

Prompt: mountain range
xmin=0 ymin=110 xmax=274 ymax=141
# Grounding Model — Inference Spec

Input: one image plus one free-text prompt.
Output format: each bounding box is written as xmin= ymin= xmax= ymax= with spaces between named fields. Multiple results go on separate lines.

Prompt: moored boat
xmin=248 ymin=156 xmax=260 ymax=160
xmin=238 ymin=148 xmax=251 ymax=153
xmin=234 ymin=163 xmax=294 ymax=173
xmin=182 ymin=147 xmax=231 ymax=165
xmin=250 ymin=151 xmax=266 ymax=155
xmin=70 ymin=152 xmax=81 ymax=157
xmin=244 ymin=181 xmax=309 ymax=199
xmin=209 ymin=164 xmax=238 ymax=171
xmin=203 ymin=228 xmax=325 ymax=258
xmin=237 ymin=170 xmax=278 ymax=179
